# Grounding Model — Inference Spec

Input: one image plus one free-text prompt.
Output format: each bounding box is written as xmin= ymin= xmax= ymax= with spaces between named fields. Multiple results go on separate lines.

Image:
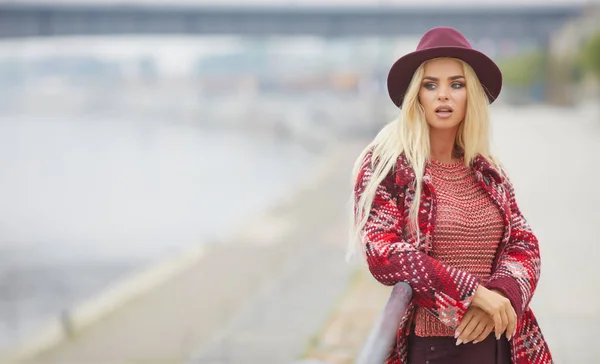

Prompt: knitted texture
xmin=353 ymin=149 xmax=553 ymax=364
xmin=413 ymin=158 xmax=504 ymax=337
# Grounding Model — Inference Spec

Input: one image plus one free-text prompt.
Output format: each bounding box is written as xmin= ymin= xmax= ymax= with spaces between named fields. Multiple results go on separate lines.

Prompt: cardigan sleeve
xmin=485 ymin=175 xmax=541 ymax=320
xmin=354 ymin=151 xmax=481 ymax=329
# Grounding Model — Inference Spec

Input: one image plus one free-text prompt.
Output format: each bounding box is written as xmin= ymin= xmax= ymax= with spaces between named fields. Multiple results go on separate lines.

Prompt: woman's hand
xmin=454 ymin=306 xmax=494 ymax=345
xmin=471 ymin=285 xmax=517 ymax=340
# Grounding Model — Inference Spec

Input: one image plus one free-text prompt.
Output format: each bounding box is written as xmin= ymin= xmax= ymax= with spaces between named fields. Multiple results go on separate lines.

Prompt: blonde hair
xmin=347 ymin=57 xmax=500 ymax=261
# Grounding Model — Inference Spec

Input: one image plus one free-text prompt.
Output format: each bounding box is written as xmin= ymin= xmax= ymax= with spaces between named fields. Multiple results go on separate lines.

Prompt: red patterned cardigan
xmin=354 ymin=150 xmax=553 ymax=363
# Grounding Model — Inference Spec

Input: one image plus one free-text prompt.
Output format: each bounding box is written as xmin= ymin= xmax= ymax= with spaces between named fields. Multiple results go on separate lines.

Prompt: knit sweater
xmin=413 ymin=158 xmax=505 ymax=337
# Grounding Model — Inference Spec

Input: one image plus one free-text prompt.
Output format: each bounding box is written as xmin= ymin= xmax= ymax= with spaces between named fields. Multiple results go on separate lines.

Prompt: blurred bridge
xmin=0 ymin=0 xmax=586 ymax=43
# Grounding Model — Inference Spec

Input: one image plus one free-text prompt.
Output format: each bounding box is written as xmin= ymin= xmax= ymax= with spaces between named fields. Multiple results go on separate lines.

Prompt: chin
xmin=427 ymin=118 xmax=462 ymax=131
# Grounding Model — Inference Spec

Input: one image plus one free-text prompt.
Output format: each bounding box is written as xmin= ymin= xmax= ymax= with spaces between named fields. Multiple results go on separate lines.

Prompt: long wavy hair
xmin=347 ymin=57 xmax=501 ymax=261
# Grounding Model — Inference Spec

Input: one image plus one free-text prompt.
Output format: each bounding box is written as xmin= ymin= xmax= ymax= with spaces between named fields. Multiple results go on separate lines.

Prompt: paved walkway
xmin=300 ymin=265 xmax=391 ymax=364
xmin=491 ymin=105 xmax=600 ymax=363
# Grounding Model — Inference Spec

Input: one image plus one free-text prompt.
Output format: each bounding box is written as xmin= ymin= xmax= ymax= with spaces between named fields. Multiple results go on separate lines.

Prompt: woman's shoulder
xmin=471 ymin=154 xmax=512 ymax=185
xmin=353 ymin=144 xmax=403 ymax=189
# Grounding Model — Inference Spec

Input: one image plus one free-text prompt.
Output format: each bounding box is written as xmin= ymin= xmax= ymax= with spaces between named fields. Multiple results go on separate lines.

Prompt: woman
xmin=348 ymin=27 xmax=553 ymax=363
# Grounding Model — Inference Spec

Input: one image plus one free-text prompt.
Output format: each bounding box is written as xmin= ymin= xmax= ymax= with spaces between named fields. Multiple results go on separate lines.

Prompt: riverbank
xmin=2 ymin=139 xmax=367 ymax=364
xmin=0 ymin=115 xmax=323 ymax=356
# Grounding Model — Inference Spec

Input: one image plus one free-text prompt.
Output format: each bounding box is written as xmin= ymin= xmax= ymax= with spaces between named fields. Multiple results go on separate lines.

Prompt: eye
xmin=423 ymin=82 xmax=437 ymax=90
xmin=451 ymin=82 xmax=465 ymax=89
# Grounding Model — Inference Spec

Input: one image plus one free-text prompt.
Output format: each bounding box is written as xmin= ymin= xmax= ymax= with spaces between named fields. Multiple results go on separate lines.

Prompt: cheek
xmin=418 ymin=90 xmax=434 ymax=109
xmin=455 ymin=90 xmax=467 ymax=114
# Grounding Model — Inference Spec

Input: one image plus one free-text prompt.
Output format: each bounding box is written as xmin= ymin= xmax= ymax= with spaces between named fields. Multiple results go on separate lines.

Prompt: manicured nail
xmin=456 ymin=339 xmax=462 ymax=346
xmin=496 ymin=334 xmax=500 ymax=340
xmin=473 ymin=340 xmax=479 ymax=344
xmin=507 ymin=335 xmax=512 ymax=341
xmin=454 ymin=331 xmax=460 ymax=339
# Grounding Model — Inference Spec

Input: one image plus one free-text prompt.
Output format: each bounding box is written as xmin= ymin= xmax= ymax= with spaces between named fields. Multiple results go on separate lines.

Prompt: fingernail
xmin=496 ymin=334 xmax=500 ymax=340
xmin=456 ymin=339 xmax=462 ymax=346
xmin=473 ymin=340 xmax=479 ymax=344
xmin=454 ymin=331 xmax=460 ymax=339
xmin=507 ymin=335 xmax=512 ymax=341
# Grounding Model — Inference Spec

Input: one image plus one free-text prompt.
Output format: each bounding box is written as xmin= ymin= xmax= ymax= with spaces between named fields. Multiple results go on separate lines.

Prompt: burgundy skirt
xmin=408 ymin=332 xmax=511 ymax=364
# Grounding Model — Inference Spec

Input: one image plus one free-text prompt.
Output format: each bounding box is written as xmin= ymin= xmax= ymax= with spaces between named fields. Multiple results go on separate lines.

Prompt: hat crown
xmin=386 ymin=26 xmax=502 ymax=108
xmin=416 ymin=26 xmax=472 ymax=51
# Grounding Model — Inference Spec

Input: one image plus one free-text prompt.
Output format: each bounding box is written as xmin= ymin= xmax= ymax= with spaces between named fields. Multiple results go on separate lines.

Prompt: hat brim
xmin=387 ymin=46 xmax=502 ymax=108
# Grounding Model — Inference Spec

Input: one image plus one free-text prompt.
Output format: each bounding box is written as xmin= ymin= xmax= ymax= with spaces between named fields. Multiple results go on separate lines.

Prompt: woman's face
xmin=418 ymin=58 xmax=467 ymax=132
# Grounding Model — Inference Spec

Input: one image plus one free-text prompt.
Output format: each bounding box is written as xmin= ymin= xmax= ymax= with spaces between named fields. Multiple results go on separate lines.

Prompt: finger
xmin=474 ymin=324 xmax=493 ymax=344
xmin=459 ymin=316 xmax=481 ymax=344
xmin=493 ymin=312 xmax=502 ymax=339
xmin=506 ymin=308 xmax=517 ymax=340
xmin=456 ymin=311 xmax=474 ymax=339
xmin=466 ymin=321 xmax=486 ymax=344
xmin=499 ymin=308 xmax=509 ymax=340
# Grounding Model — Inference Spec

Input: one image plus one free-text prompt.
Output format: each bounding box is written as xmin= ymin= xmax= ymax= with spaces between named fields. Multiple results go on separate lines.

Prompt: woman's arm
xmin=485 ymin=174 xmax=541 ymax=320
xmin=354 ymin=151 xmax=480 ymax=329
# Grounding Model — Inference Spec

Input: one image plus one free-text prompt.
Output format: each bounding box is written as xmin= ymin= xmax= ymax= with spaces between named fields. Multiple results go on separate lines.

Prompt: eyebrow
xmin=423 ymin=75 xmax=465 ymax=81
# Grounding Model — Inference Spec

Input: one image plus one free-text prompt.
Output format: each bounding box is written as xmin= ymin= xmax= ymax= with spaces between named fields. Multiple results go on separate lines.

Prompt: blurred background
xmin=0 ymin=0 xmax=598 ymax=363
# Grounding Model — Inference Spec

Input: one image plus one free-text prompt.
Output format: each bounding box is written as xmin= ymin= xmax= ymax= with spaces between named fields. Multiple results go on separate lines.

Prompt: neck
xmin=429 ymin=127 xmax=459 ymax=164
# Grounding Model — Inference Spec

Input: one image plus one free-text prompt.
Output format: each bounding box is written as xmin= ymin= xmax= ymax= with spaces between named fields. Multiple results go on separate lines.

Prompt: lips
xmin=435 ymin=105 xmax=453 ymax=118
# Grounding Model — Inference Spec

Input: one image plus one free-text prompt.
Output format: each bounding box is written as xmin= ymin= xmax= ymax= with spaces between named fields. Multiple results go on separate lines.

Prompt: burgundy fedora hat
xmin=387 ymin=26 xmax=502 ymax=108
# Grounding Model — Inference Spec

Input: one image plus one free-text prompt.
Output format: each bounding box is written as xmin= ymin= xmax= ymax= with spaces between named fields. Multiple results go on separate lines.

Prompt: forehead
xmin=423 ymin=58 xmax=464 ymax=76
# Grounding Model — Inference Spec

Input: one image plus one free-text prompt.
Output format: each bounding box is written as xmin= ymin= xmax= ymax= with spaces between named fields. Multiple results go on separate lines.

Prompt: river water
xmin=0 ymin=113 xmax=320 ymax=350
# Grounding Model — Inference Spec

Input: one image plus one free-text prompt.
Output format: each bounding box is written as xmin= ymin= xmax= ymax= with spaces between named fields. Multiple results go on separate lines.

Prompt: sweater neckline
xmin=429 ymin=157 xmax=465 ymax=168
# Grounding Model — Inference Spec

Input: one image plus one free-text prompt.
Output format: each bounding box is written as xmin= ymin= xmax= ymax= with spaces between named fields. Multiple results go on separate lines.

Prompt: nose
xmin=437 ymin=87 xmax=449 ymax=101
